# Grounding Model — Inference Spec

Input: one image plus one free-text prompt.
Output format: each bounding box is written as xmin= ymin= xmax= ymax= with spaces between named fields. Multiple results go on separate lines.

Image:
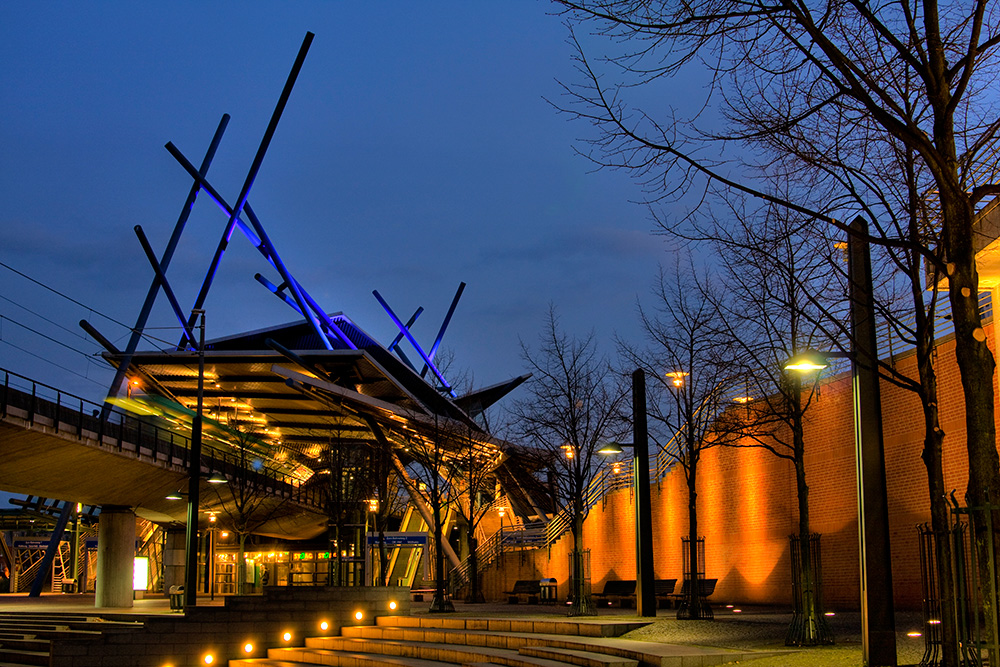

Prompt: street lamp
xmin=185 ymin=308 xmax=206 ymax=609
xmin=783 ymin=216 xmax=897 ymax=667
xmin=597 ymin=368 xmax=655 ymax=617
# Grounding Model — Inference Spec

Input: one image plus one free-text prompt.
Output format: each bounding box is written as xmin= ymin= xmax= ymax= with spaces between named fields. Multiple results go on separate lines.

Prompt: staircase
xmin=0 ymin=612 xmax=144 ymax=666
xmin=232 ymin=615 xmax=651 ymax=667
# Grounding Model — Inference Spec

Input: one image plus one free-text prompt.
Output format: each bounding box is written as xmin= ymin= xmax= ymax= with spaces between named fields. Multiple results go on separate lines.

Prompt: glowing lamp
xmin=783 ymin=350 xmax=830 ymax=372
xmin=282 ymin=632 xmax=292 ymax=642
xmin=389 ymin=601 xmax=397 ymax=611
xmin=665 ymin=371 xmax=689 ymax=387
xmin=243 ymin=643 xmax=254 ymax=653
xmin=203 ymin=655 xmax=214 ymax=665
xmin=354 ymin=611 xmax=364 ymax=621
xmin=320 ymin=621 xmax=329 ymax=631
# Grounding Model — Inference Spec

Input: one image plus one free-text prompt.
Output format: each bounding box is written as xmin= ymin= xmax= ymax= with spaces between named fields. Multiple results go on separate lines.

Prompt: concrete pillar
xmin=96 ymin=506 xmax=135 ymax=608
xmin=162 ymin=526 xmax=186 ymax=597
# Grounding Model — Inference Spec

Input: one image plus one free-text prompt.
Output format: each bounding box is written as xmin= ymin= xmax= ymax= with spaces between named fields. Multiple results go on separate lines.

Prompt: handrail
xmin=0 ymin=366 xmax=324 ymax=510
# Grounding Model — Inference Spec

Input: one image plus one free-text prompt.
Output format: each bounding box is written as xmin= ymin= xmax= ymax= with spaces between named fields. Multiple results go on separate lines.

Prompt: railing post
xmin=77 ymin=398 xmax=84 ymax=437
xmin=2 ymin=371 xmax=9 ymax=418
xmin=29 ymin=382 xmax=36 ymax=424
xmin=55 ymin=391 xmax=61 ymax=432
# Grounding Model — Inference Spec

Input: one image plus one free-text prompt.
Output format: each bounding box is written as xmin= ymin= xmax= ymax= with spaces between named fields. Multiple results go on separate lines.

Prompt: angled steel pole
xmin=849 ymin=216 xmax=896 ymax=666
xmin=134 ymin=225 xmax=198 ymax=345
xmin=632 ymin=369 xmax=655 ymax=617
xmin=373 ymin=290 xmax=454 ymax=395
xmin=102 ymin=114 xmax=229 ymax=417
xmin=422 ymin=282 xmax=466 ymax=378
xmin=184 ymin=310 xmax=206 ymax=608
xmin=177 ymin=32 xmax=314 ymax=349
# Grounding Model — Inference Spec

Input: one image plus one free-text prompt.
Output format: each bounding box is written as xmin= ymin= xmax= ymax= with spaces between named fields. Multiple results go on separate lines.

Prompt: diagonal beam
xmin=164 ymin=142 xmax=355 ymax=350
xmin=103 ymin=113 xmax=229 ymax=414
xmin=372 ymin=290 xmax=454 ymax=397
xmin=176 ymin=32 xmax=315 ymax=348
xmin=422 ymin=282 xmax=465 ymax=379
xmin=134 ymin=225 xmax=198 ymax=345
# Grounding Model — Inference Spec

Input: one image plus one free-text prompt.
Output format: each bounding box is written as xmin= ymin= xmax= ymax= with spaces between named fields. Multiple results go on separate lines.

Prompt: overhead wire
xmin=0 ymin=260 xmax=185 ymax=350
xmin=0 ymin=339 xmax=107 ymax=388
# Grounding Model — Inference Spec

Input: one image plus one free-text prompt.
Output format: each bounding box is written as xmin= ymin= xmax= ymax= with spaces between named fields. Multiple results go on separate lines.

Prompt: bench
xmin=506 ymin=579 xmax=541 ymax=604
xmin=668 ymin=577 xmax=718 ymax=606
xmin=593 ymin=579 xmax=636 ymax=607
xmin=654 ymin=578 xmax=678 ymax=608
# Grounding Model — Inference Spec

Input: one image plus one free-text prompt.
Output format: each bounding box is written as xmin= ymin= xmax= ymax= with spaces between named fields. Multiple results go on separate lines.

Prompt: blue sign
xmin=366 ymin=532 xmax=427 ymax=547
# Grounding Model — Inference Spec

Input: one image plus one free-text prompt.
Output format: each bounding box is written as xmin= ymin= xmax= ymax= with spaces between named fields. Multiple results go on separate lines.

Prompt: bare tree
xmin=620 ymin=263 xmax=740 ymax=619
xmin=321 ymin=427 xmax=376 ymax=587
xmin=405 ymin=418 xmax=461 ymax=612
xmin=513 ymin=308 xmax=627 ymax=616
xmin=447 ymin=420 xmax=503 ymax=603
xmin=211 ymin=417 xmax=290 ymax=595
xmin=556 ymin=2 xmax=1000 ymax=635
xmin=705 ymin=206 xmax=840 ymax=641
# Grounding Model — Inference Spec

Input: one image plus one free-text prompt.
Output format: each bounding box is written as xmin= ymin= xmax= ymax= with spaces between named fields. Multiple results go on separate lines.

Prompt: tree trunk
xmin=941 ymin=192 xmax=1000 ymax=650
xmin=569 ymin=496 xmax=594 ymax=615
xmin=466 ymin=536 xmax=483 ymax=603
xmin=679 ymin=458 xmax=711 ymax=620
xmin=237 ymin=533 xmax=247 ymax=596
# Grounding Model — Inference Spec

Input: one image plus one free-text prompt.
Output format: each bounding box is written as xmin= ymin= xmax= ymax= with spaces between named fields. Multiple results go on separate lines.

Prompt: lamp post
xmin=784 ymin=217 xmax=896 ymax=666
xmin=598 ymin=368 xmax=655 ymax=617
xmin=185 ymin=309 xmax=206 ymax=608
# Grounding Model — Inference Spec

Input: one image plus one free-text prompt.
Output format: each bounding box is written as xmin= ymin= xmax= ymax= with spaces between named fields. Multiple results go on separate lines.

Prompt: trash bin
xmin=539 ymin=578 xmax=557 ymax=603
xmin=168 ymin=585 xmax=184 ymax=611
xmin=61 ymin=578 xmax=76 ymax=594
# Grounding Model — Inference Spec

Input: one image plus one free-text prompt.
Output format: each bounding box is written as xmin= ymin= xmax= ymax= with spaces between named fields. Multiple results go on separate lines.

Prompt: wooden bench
xmin=668 ymin=577 xmax=718 ymax=606
xmin=506 ymin=579 xmax=541 ymax=604
xmin=593 ymin=579 xmax=636 ymax=607
xmin=654 ymin=578 xmax=678 ymax=608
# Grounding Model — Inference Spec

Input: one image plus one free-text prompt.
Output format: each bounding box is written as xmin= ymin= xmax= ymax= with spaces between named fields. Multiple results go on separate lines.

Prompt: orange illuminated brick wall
xmin=482 ymin=324 xmax=996 ymax=611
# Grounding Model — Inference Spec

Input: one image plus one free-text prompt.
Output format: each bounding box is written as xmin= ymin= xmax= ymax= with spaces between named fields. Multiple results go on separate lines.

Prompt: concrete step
xmin=374 ymin=617 xmax=647 ymax=638
xmin=304 ymin=636 xmax=582 ymax=667
xmin=0 ymin=638 xmax=49 ymax=654
xmin=0 ymin=647 xmax=49 ymax=667
xmin=519 ymin=647 xmax=638 ymax=667
xmin=262 ymin=647 xmax=458 ymax=667
xmin=228 ymin=660 xmax=327 ymax=667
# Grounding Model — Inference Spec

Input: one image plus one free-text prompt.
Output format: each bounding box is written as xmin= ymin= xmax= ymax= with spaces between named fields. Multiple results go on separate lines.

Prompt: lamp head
xmin=207 ymin=472 xmax=228 ymax=484
xmin=597 ymin=442 xmax=625 ymax=456
xmin=784 ymin=350 xmax=829 ymax=373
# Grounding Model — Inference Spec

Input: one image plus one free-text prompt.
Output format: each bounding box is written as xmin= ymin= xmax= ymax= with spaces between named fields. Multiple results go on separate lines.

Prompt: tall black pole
xmin=184 ymin=309 xmax=205 ymax=608
xmin=848 ymin=217 xmax=896 ymax=665
xmin=632 ymin=369 xmax=656 ymax=616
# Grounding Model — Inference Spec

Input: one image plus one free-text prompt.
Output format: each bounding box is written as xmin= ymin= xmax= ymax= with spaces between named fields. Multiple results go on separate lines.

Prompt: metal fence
xmin=0 ymin=367 xmax=324 ymax=510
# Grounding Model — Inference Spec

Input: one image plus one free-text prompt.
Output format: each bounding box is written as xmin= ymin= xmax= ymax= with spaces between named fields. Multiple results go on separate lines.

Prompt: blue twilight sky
xmin=0 ymin=3 xmax=674 ymax=403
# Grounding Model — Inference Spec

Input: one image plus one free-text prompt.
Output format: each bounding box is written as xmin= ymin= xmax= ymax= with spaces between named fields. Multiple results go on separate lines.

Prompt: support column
xmin=162 ymin=526 xmax=186 ymax=597
xmin=96 ymin=506 xmax=135 ymax=608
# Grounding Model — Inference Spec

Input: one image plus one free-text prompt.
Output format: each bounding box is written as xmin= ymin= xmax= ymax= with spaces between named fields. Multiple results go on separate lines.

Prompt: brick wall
xmin=481 ymin=323 xmax=997 ymax=612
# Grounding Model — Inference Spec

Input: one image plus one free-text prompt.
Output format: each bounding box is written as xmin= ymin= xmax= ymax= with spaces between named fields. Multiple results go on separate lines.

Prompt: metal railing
xmin=0 ymin=367 xmax=324 ymax=510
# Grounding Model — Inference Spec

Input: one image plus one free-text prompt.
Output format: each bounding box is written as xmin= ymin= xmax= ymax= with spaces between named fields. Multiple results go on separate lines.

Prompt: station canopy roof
xmin=105 ymin=313 xmax=528 ymax=486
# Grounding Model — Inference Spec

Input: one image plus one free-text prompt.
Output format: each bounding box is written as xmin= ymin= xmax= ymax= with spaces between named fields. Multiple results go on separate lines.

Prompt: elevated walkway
xmin=0 ymin=370 xmax=325 ymax=538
